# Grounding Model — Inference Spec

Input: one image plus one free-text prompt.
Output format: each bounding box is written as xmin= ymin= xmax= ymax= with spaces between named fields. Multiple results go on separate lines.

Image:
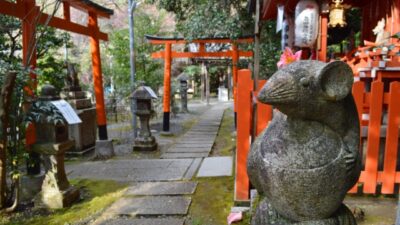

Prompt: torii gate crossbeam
xmin=146 ymin=35 xmax=254 ymax=133
xmin=0 ymin=0 xmax=112 ymax=141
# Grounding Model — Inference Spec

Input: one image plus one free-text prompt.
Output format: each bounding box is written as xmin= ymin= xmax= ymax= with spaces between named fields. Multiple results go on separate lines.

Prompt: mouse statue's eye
xmin=300 ymin=77 xmax=309 ymax=87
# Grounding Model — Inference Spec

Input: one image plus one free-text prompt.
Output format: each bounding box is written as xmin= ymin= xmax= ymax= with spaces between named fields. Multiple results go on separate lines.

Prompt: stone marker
xmin=31 ymin=85 xmax=80 ymax=209
xmin=248 ymin=61 xmax=361 ymax=224
xmin=177 ymin=72 xmax=189 ymax=113
xmin=131 ymin=83 xmax=158 ymax=151
xmin=61 ymin=63 xmax=96 ymax=155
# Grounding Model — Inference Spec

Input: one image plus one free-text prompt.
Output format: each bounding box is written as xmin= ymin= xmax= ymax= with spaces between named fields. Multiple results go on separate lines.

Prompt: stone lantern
xmin=131 ymin=83 xmax=158 ymax=151
xmin=177 ymin=72 xmax=189 ymax=113
xmin=31 ymin=84 xmax=79 ymax=209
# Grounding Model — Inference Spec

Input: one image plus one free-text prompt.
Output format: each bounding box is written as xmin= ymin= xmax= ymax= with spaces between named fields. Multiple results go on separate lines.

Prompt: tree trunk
xmin=0 ymin=72 xmax=17 ymax=208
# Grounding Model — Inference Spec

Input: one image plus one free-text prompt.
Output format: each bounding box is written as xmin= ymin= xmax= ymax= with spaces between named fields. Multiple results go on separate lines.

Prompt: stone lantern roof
xmin=177 ymin=72 xmax=189 ymax=81
xmin=131 ymin=85 xmax=158 ymax=100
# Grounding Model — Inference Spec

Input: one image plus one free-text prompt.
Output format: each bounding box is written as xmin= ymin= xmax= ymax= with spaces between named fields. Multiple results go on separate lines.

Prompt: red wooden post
xmin=235 ymin=69 xmax=252 ymax=201
xmin=318 ymin=14 xmax=328 ymax=62
xmin=21 ymin=0 xmax=37 ymax=142
xmin=162 ymin=43 xmax=172 ymax=133
xmin=88 ymin=11 xmax=108 ymax=140
xmin=256 ymin=80 xmax=272 ymax=135
xmin=381 ymin=82 xmax=400 ymax=193
xmin=232 ymin=43 xmax=239 ymax=126
xmin=348 ymin=81 xmax=365 ymax=193
xmin=363 ymin=80 xmax=384 ymax=193
xmin=63 ymin=2 xmax=70 ymax=21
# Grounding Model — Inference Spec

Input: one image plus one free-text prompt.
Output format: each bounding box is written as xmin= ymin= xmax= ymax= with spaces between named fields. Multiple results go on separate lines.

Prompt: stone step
xmin=166 ymin=148 xmax=211 ymax=153
xmin=197 ymin=156 xmax=233 ymax=177
xmin=161 ymin=152 xmax=209 ymax=159
xmin=125 ymin=182 xmax=197 ymax=196
xmin=106 ymin=196 xmax=191 ymax=216
xmin=98 ymin=218 xmax=185 ymax=225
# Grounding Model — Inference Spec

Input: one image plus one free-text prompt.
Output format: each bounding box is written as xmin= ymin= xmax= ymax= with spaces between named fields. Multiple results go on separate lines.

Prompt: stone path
xmin=161 ymin=105 xmax=225 ymax=159
xmin=68 ymin=102 xmax=231 ymax=225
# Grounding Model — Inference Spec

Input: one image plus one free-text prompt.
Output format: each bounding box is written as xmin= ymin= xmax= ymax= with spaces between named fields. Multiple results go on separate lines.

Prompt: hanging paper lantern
xmin=294 ymin=0 xmax=319 ymax=48
xmin=281 ymin=15 xmax=294 ymax=50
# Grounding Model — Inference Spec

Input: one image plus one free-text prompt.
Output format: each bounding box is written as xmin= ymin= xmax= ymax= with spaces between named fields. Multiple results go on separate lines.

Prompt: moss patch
xmin=0 ymin=179 xmax=127 ymax=225
xmin=211 ymin=109 xmax=235 ymax=157
xmin=186 ymin=177 xmax=235 ymax=225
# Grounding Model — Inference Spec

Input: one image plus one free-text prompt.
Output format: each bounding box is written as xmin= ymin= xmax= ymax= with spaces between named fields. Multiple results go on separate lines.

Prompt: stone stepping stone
xmin=107 ymin=196 xmax=191 ymax=216
xmin=177 ymin=141 xmax=213 ymax=144
xmin=67 ymin=159 xmax=194 ymax=182
xmin=173 ymin=144 xmax=213 ymax=148
xmin=161 ymin=152 xmax=209 ymax=159
xmin=99 ymin=218 xmax=185 ymax=225
xmin=125 ymin=182 xmax=197 ymax=196
xmin=183 ymin=158 xmax=203 ymax=180
xmin=197 ymin=156 xmax=233 ymax=177
xmin=167 ymin=147 xmax=211 ymax=153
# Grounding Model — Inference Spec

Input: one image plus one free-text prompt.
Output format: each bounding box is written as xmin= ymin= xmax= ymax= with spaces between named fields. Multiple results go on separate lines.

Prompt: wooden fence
xmin=234 ymin=69 xmax=400 ymax=201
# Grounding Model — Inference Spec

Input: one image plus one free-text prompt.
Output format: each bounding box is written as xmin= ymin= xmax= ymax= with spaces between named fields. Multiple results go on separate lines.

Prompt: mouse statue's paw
xmin=344 ymin=146 xmax=357 ymax=174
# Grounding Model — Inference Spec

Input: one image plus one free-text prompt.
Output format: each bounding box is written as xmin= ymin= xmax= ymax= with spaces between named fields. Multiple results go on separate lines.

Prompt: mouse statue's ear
xmin=318 ymin=61 xmax=354 ymax=101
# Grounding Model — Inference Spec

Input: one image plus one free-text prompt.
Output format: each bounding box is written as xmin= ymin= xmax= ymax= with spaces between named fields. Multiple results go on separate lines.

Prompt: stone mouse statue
xmin=247 ymin=60 xmax=361 ymax=225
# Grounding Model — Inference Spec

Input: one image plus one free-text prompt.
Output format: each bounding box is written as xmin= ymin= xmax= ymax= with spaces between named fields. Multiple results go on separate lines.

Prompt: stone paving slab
xmin=99 ymin=218 xmax=185 ymax=225
xmin=197 ymin=156 xmax=233 ymax=177
xmin=161 ymin=152 xmax=209 ymax=159
xmin=107 ymin=196 xmax=191 ymax=216
xmin=183 ymin=158 xmax=203 ymax=180
xmin=172 ymin=144 xmax=213 ymax=149
xmin=167 ymin=148 xmax=211 ymax=153
xmin=177 ymin=140 xmax=214 ymax=144
xmin=66 ymin=159 xmax=194 ymax=181
xmin=125 ymin=182 xmax=197 ymax=196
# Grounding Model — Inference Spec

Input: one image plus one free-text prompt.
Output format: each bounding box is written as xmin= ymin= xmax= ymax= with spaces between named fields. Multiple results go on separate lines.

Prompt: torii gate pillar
xmin=162 ymin=43 xmax=172 ymax=133
xmin=89 ymin=12 xmax=108 ymax=140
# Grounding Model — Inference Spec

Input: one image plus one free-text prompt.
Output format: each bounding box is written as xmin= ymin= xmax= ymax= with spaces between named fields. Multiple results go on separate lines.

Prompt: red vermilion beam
xmin=0 ymin=0 xmax=108 ymax=41
xmin=151 ymin=51 xmax=253 ymax=59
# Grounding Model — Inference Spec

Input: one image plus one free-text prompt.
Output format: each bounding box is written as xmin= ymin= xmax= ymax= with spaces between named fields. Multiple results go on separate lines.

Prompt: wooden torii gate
xmin=146 ymin=35 xmax=254 ymax=133
xmin=0 ymin=0 xmax=113 ymax=140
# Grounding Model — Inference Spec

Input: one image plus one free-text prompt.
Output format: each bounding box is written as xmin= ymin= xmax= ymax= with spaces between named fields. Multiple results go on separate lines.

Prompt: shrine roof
xmin=65 ymin=0 xmax=114 ymax=18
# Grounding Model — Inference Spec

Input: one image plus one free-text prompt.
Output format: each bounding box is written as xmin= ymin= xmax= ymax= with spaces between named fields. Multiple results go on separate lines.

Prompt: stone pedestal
xmin=133 ymin=113 xmax=158 ymax=151
xmin=32 ymin=140 xmax=80 ymax=209
xmin=62 ymin=90 xmax=97 ymax=155
xmin=95 ymin=139 xmax=115 ymax=159
xmin=20 ymin=172 xmax=45 ymax=202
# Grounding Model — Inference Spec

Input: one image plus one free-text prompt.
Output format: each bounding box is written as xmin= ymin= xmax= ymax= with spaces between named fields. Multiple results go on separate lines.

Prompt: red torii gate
xmin=146 ymin=35 xmax=254 ymax=133
xmin=0 ymin=0 xmax=112 ymax=140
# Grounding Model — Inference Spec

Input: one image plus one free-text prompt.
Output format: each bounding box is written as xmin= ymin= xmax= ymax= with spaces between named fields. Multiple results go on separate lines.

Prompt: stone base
xmin=68 ymin=98 xmax=92 ymax=109
xmin=66 ymin=146 xmax=95 ymax=157
xmin=252 ymin=198 xmax=356 ymax=225
xmin=133 ymin=142 xmax=158 ymax=151
xmin=40 ymin=185 xmax=80 ymax=209
xmin=67 ymin=107 xmax=96 ymax=153
xmin=20 ymin=172 xmax=45 ymax=202
xmin=160 ymin=131 xmax=174 ymax=136
xmin=94 ymin=139 xmax=115 ymax=160
xmin=61 ymin=91 xmax=86 ymax=99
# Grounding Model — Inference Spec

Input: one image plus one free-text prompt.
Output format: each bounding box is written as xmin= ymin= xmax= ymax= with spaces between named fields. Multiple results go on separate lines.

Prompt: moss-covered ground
xmin=0 ymin=179 xmax=127 ymax=225
xmin=185 ymin=108 xmax=253 ymax=225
